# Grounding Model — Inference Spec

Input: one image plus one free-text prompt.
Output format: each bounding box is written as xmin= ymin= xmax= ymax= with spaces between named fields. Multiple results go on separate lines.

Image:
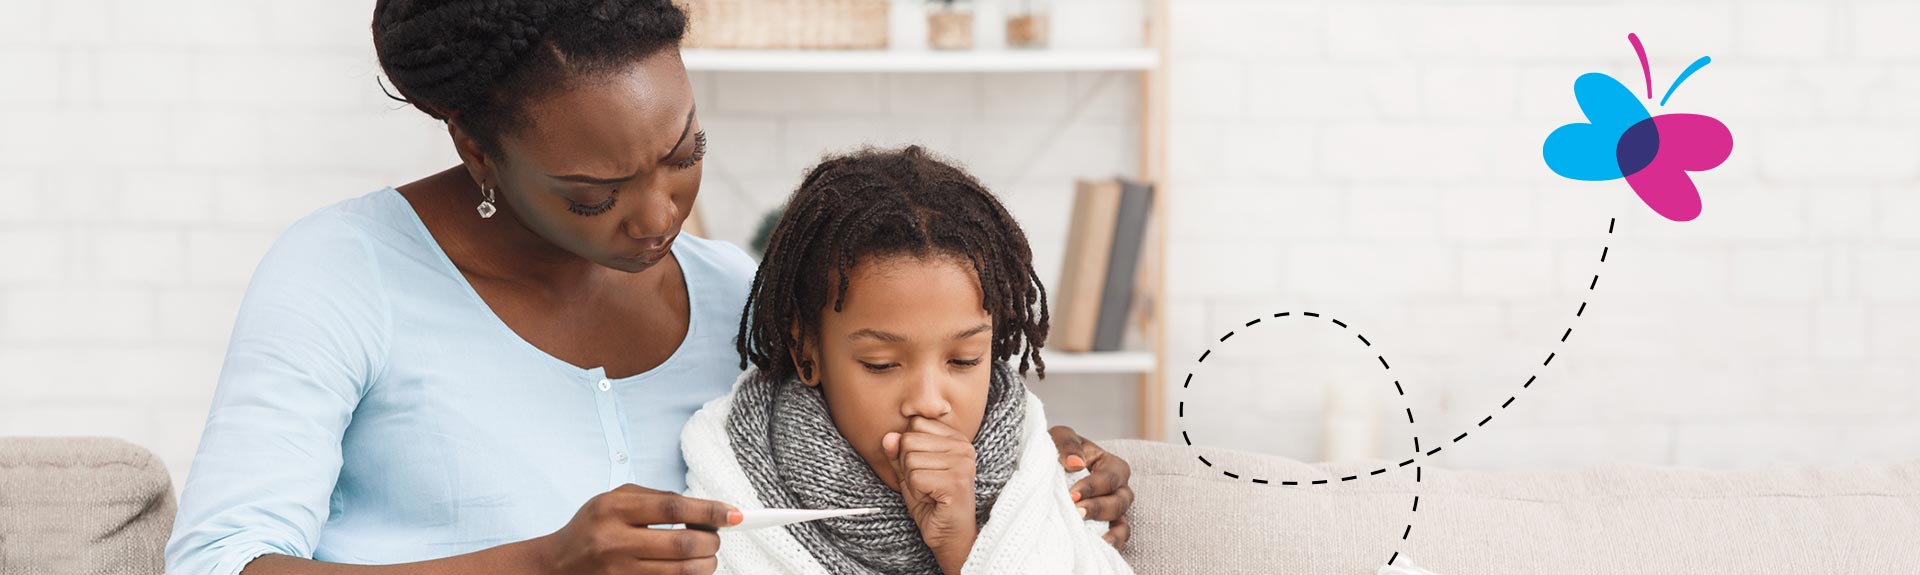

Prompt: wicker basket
xmin=681 ymin=0 xmax=890 ymax=50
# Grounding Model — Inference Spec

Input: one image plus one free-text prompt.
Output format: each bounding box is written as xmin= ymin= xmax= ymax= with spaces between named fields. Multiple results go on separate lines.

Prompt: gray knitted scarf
xmin=725 ymin=364 xmax=1028 ymax=575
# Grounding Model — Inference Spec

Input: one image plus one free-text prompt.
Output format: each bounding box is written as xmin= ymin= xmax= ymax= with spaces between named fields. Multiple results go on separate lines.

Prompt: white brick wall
xmin=0 ymin=0 xmax=1143 ymax=491
xmin=3 ymin=0 xmax=1916 ymax=495
xmin=1167 ymin=0 xmax=1920 ymax=470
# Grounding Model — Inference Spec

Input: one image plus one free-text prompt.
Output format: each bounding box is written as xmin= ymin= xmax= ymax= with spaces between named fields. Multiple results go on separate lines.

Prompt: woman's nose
xmin=621 ymin=187 xmax=678 ymax=244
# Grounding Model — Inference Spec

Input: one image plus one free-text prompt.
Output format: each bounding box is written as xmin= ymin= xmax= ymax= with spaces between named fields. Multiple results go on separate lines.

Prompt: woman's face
xmin=468 ymin=49 xmax=704 ymax=274
xmin=801 ymin=254 xmax=996 ymax=491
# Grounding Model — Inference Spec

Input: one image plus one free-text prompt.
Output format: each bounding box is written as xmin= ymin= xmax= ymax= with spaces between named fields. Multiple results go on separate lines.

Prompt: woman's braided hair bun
xmin=371 ymin=0 xmax=688 ymax=152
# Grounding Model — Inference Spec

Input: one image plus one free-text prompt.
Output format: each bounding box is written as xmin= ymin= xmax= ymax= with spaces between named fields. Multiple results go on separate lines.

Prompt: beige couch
xmin=6 ymin=437 xmax=1918 ymax=575
xmin=1106 ymin=439 xmax=1920 ymax=574
xmin=0 ymin=437 xmax=175 ymax=575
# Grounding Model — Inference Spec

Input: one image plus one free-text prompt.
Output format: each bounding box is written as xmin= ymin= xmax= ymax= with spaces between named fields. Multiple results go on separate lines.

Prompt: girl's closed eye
xmin=857 ymin=356 xmax=984 ymax=372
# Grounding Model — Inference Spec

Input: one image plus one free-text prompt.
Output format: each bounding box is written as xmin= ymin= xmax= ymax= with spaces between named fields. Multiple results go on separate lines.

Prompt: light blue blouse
xmin=165 ymin=188 xmax=759 ymax=574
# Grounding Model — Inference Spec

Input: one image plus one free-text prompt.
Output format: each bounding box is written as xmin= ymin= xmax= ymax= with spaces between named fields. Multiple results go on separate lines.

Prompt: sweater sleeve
xmin=164 ymin=209 xmax=391 ymax=575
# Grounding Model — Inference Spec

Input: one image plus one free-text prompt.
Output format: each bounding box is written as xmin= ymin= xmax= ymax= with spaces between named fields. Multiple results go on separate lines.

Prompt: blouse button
xmin=597 ymin=379 xmax=611 ymax=391
xmin=612 ymin=451 xmax=628 ymax=463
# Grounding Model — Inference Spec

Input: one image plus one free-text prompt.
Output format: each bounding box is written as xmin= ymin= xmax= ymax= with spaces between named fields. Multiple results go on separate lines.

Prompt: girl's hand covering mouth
xmin=885 ymin=416 xmax=980 ymax=573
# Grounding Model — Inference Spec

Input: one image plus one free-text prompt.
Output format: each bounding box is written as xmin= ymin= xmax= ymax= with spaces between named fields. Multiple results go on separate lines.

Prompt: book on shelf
xmin=1053 ymin=176 xmax=1156 ymax=354
xmin=1053 ymin=179 xmax=1123 ymax=353
xmin=1094 ymin=178 xmax=1154 ymax=352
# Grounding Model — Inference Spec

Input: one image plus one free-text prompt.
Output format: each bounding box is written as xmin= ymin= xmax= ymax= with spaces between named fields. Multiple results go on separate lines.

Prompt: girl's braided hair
xmin=737 ymin=146 xmax=1050 ymax=382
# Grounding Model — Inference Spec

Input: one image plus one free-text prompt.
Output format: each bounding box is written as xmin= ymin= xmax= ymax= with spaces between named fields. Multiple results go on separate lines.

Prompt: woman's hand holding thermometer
xmin=530 ymin=483 xmax=739 ymax=575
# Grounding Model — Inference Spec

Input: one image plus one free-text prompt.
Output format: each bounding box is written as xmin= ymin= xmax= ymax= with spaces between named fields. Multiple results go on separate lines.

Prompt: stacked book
xmin=1053 ymin=177 xmax=1155 ymax=353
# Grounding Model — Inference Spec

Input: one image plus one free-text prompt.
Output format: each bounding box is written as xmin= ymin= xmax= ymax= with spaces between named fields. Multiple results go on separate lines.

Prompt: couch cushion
xmin=1104 ymin=439 xmax=1920 ymax=574
xmin=0 ymin=437 xmax=175 ymax=575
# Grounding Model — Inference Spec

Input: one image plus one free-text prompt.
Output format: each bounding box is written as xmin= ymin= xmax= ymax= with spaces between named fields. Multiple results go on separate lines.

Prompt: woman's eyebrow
xmin=549 ymin=171 xmax=634 ymax=185
xmin=546 ymin=104 xmax=698 ymax=185
xmin=659 ymin=103 xmax=696 ymax=162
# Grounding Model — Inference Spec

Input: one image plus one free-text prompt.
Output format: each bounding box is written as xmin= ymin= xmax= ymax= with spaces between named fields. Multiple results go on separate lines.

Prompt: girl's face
xmin=799 ymin=254 xmax=996 ymax=491
xmin=458 ymin=49 xmax=705 ymax=274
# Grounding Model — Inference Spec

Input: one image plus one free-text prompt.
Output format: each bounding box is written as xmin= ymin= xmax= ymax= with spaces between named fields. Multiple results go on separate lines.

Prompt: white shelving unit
xmin=682 ymin=48 xmax=1160 ymax=73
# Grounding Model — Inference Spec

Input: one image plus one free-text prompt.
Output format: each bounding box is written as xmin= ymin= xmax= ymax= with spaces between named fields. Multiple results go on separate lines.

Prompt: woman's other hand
xmin=1049 ymin=425 xmax=1135 ymax=551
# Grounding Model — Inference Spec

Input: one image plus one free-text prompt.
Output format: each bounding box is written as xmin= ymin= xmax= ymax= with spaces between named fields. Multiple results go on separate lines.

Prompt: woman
xmin=164 ymin=1 xmax=1134 ymax=574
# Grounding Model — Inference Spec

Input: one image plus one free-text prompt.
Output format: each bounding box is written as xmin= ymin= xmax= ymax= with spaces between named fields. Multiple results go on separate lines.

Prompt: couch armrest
xmin=1 ymin=437 xmax=176 ymax=575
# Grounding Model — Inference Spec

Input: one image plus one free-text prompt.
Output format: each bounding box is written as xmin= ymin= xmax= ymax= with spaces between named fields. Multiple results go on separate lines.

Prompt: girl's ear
xmin=788 ymin=322 xmax=819 ymax=387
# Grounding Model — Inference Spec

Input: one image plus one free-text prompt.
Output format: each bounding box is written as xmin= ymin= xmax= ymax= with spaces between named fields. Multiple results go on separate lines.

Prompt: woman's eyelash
xmin=565 ymin=130 xmax=700 ymax=217
xmin=951 ymin=358 xmax=983 ymax=367
xmin=859 ymin=361 xmax=897 ymax=372
xmin=566 ymin=189 xmax=619 ymax=216
xmin=669 ymin=131 xmax=707 ymax=170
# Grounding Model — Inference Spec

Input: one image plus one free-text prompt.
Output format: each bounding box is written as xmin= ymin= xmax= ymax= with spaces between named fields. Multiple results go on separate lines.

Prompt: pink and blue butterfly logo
xmin=1543 ymin=33 xmax=1733 ymax=222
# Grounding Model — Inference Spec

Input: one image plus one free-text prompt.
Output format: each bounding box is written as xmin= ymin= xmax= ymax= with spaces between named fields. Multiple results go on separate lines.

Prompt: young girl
xmin=680 ymin=146 xmax=1133 ymax=574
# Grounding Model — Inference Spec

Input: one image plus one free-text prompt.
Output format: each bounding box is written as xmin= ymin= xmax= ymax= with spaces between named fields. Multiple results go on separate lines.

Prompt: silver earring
xmin=476 ymin=186 xmax=498 ymax=219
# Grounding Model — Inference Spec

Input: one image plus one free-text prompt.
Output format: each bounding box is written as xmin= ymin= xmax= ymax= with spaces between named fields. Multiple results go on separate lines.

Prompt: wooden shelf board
xmin=1022 ymin=350 xmax=1157 ymax=375
xmin=682 ymin=48 xmax=1159 ymax=73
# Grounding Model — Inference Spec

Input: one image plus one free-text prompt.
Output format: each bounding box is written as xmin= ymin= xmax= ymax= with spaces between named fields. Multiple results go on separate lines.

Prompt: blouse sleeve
xmin=164 ymin=210 xmax=392 ymax=575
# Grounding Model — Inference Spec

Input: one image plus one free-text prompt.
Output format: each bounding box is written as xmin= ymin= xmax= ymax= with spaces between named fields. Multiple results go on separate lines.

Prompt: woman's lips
xmin=630 ymin=234 xmax=677 ymax=264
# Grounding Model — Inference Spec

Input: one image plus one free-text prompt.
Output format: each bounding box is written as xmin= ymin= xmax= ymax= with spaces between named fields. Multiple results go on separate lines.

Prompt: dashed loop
xmin=1180 ymin=217 xmax=1615 ymax=482
xmin=1178 ymin=217 xmax=1616 ymax=566
xmin=1180 ymin=311 xmax=1418 ymax=482
xmin=1177 ymin=309 xmax=1423 ymax=565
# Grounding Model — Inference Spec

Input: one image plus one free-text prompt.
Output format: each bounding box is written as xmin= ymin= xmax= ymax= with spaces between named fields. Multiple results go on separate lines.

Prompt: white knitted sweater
xmin=681 ymin=374 xmax=1134 ymax=575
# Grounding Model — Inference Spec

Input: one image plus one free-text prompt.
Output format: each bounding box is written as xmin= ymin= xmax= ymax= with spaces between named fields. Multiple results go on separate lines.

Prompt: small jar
xmin=927 ymin=0 xmax=975 ymax=51
xmin=1006 ymin=0 xmax=1049 ymax=49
